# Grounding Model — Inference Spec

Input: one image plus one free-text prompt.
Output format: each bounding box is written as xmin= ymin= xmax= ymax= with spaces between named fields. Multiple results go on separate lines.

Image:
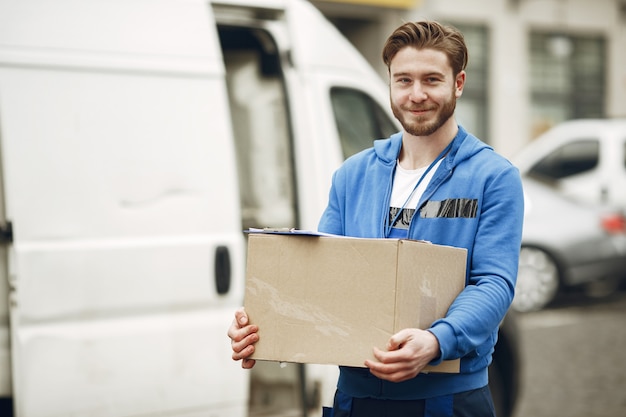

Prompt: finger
xmin=387 ymin=329 xmax=410 ymax=351
xmin=366 ymin=360 xmax=411 ymax=382
xmin=231 ymin=328 xmax=259 ymax=355
xmin=372 ymin=346 xmax=404 ymax=364
xmin=371 ymin=346 xmax=389 ymax=362
xmin=234 ymin=307 xmax=249 ymax=327
xmin=365 ymin=351 xmax=403 ymax=373
xmin=232 ymin=340 xmax=256 ymax=361
xmin=366 ymin=354 xmax=420 ymax=381
xmin=227 ymin=308 xmax=250 ymax=340
xmin=228 ymin=323 xmax=256 ymax=342
xmin=228 ymin=320 xmax=258 ymax=342
xmin=242 ymin=358 xmax=256 ymax=369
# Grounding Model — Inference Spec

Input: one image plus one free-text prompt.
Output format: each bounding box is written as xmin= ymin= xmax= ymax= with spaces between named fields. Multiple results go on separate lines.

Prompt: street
xmin=512 ymin=288 xmax=626 ymax=417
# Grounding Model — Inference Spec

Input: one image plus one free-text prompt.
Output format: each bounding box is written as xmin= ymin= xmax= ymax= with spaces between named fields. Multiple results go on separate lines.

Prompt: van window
xmin=330 ymin=87 xmax=398 ymax=159
xmin=219 ymin=26 xmax=297 ymax=230
xmin=529 ymin=139 xmax=600 ymax=180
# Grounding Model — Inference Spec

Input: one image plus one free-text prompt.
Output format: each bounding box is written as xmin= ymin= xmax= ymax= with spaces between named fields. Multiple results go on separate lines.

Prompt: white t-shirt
xmin=387 ymin=158 xmax=443 ymax=237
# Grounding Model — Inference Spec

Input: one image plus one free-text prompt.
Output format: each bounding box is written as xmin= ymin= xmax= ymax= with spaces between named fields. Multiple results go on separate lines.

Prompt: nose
xmin=409 ymin=82 xmax=427 ymax=102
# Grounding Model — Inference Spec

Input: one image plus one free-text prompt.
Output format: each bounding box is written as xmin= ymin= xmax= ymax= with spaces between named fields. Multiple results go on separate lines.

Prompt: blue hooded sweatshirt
xmin=317 ymin=125 xmax=524 ymax=400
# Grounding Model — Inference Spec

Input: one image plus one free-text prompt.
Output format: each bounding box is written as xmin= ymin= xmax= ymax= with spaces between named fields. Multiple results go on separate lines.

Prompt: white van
xmin=0 ymin=1 xmax=520 ymax=416
xmin=0 ymin=0 xmax=398 ymax=416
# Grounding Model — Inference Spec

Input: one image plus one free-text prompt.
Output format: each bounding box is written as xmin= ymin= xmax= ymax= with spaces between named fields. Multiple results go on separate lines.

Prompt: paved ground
xmin=512 ymin=289 xmax=626 ymax=417
xmin=248 ymin=288 xmax=626 ymax=417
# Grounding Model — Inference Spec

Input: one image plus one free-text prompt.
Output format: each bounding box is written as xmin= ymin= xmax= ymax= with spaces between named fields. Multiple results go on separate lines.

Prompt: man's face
xmin=389 ymin=47 xmax=465 ymax=137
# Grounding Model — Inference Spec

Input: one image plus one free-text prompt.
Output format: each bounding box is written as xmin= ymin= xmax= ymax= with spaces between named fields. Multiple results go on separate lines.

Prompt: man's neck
xmin=398 ymin=119 xmax=458 ymax=170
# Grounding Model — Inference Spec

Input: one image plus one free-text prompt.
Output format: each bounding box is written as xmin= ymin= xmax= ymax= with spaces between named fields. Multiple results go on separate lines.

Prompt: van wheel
xmin=511 ymin=246 xmax=559 ymax=312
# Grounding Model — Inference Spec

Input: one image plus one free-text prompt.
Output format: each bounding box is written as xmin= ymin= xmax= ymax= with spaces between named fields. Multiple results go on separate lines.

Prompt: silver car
xmin=512 ymin=118 xmax=626 ymax=210
xmin=512 ymin=177 xmax=626 ymax=312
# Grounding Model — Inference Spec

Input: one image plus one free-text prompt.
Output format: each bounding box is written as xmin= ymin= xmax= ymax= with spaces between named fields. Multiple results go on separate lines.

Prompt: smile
xmin=409 ymin=108 xmax=434 ymax=115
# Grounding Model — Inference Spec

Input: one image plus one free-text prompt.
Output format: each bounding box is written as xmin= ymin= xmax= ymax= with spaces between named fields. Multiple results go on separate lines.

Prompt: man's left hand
xmin=364 ymin=328 xmax=441 ymax=382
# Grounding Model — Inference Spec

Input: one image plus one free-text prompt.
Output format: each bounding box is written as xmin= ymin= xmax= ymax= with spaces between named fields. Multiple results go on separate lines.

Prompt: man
xmin=228 ymin=20 xmax=524 ymax=417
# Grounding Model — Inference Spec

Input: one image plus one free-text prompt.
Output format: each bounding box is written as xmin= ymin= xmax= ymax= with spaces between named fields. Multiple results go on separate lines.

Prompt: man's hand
xmin=227 ymin=307 xmax=259 ymax=369
xmin=364 ymin=328 xmax=440 ymax=382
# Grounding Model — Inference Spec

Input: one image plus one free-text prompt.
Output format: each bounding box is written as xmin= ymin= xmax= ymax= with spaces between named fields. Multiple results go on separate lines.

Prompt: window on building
xmin=529 ymin=33 xmax=606 ymax=138
xmin=451 ymin=23 xmax=490 ymax=144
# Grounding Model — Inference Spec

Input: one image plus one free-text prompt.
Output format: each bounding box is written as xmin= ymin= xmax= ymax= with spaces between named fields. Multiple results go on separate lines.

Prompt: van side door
xmin=0 ymin=1 xmax=248 ymax=416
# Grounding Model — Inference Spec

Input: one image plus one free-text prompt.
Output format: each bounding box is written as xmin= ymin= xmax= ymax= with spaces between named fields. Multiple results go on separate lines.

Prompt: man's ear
xmin=455 ymin=70 xmax=466 ymax=98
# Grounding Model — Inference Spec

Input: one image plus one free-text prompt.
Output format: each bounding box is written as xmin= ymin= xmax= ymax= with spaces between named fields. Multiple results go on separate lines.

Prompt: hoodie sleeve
xmin=428 ymin=163 xmax=524 ymax=368
xmin=318 ymin=169 xmax=346 ymax=236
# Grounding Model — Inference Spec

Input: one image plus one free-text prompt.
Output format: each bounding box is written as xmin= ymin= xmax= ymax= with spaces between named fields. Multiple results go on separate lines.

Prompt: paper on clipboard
xmin=245 ymin=228 xmax=338 ymax=237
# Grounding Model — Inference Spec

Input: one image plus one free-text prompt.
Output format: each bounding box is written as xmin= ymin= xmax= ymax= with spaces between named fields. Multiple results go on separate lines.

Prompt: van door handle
xmin=0 ymin=221 xmax=13 ymax=244
xmin=214 ymin=245 xmax=231 ymax=295
xmin=600 ymin=186 xmax=609 ymax=203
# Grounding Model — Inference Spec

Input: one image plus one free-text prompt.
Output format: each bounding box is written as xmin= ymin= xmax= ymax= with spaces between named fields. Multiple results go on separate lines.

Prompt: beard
xmin=391 ymin=91 xmax=457 ymax=137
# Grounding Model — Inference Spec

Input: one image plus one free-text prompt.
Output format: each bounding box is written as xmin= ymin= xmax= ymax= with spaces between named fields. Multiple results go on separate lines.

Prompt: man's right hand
xmin=227 ymin=307 xmax=259 ymax=369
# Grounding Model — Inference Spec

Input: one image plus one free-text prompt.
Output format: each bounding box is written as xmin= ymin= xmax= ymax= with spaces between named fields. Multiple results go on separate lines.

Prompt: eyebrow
xmin=391 ymin=70 xmax=446 ymax=79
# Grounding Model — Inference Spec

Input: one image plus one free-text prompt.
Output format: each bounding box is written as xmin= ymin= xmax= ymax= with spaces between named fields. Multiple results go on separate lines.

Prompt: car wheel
xmin=512 ymin=246 xmax=560 ymax=312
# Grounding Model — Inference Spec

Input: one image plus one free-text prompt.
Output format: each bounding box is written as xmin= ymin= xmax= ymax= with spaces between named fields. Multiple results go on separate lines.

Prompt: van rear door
xmin=0 ymin=1 xmax=247 ymax=416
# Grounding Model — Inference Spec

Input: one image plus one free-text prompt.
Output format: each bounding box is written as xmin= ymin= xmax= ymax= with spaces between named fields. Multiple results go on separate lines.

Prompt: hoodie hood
xmin=373 ymin=125 xmax=493 ymax=169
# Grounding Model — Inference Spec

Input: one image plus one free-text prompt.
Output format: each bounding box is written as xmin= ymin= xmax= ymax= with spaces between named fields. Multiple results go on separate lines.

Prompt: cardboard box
xmin=244 ymin=231 xmax=466 ymax=373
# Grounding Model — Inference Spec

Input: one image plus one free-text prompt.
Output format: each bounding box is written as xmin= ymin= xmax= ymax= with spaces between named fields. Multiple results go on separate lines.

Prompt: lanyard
xmin=384 ymin=141 xmax=453 ymax=238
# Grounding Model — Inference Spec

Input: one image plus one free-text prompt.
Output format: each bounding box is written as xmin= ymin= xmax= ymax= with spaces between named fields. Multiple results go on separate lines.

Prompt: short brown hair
xmin=382 ymin=21 xmax=468 ymax=76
